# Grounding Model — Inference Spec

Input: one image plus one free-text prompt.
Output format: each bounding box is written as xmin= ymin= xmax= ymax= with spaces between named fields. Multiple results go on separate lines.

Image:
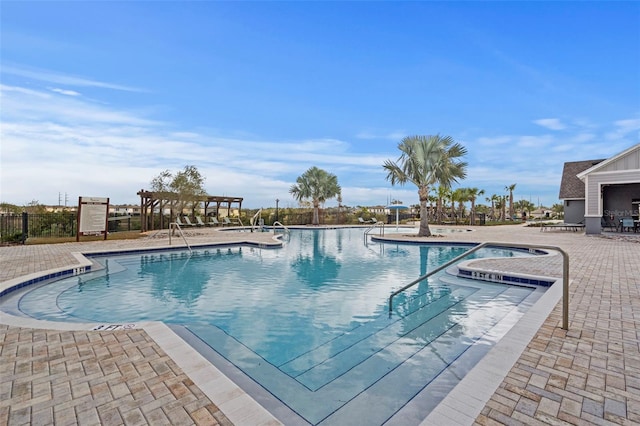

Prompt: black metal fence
xmin=1 ymin=213 xmax=77 ymax=243
xmin=0 ymin=213 xmax=140 ymax=243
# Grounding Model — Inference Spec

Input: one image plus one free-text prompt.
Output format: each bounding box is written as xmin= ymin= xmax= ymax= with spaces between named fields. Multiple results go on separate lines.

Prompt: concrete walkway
xmin=1 ymin=225 xmax=639 ymax=425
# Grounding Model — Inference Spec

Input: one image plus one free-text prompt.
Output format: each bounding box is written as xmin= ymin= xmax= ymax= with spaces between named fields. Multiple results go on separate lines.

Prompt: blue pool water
xmin=13 ymin=228 xmax=544 ymax=425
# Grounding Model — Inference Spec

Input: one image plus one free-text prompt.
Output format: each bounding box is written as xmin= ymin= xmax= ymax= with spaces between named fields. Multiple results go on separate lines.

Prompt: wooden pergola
xmin=137 ymin=190 xmax=243 ymax=232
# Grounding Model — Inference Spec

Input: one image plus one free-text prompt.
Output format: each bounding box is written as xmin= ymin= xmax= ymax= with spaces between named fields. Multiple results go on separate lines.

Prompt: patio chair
xmin=601 ymin=217 xmax=618 ymax=232
xmin=621 ymin=217 xmax=635 ymax=232
xmin=183 ymin=217 xmax=198 ymax=227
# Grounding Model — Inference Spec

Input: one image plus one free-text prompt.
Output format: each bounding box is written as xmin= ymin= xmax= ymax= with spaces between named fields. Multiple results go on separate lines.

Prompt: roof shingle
xmin=558 ymin=159 xmax=605 ymax=199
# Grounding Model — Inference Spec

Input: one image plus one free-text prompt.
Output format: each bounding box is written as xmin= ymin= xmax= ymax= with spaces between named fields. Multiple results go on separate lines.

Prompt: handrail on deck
xmin=250 ymin=209 xmax=262 ymax=232
xmin=364 ymin=221 xmax=385 ymax=239
xmin=169 ymin=222 xmax=193 ymax=254
xmin=272 ymin=221 xmax=290 ymax=235
xmin=387 ymin=241 xmax=569 ymax=330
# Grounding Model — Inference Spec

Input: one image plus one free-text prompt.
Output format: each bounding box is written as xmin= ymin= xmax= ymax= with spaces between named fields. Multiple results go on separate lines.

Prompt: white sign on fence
xmin=77 ymin=196 xmax=109 ymax=241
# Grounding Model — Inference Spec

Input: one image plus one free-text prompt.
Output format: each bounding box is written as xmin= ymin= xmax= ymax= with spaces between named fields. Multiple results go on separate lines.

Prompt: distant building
xmin=45 ymin=205 xmax=77 ymax=213
xmin=109 ymin=205 xmax=141 ymax=215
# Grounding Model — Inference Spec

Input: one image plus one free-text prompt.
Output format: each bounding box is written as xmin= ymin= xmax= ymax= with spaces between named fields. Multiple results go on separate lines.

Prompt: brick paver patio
xmin=0 ymin=325 xmax=231 ymax=425
xmin=1 ymin=225 xmax=638 ymax=425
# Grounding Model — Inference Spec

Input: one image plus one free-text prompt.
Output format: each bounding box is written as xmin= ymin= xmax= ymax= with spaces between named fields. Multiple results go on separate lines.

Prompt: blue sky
xmin=1 ymin=1 xmax=638 ymax=209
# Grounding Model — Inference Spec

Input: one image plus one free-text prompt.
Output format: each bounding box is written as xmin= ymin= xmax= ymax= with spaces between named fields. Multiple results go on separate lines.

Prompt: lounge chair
xmin=223 ymin=217 xmax=232 ymax=226
xmin=175 ymin=217 xmax=192 ymax=227
xmin=358 ymin=217 xmax=377 ymax=224
xmin=209 ymin=217 xmax=220 ymax=226
xmin=540 ymin=221 xmax=584 ymax=232
xmin=196 ymin=217 xmax=209 ymax=227
xmin=183 ymin=217 xmax=198 ymax=227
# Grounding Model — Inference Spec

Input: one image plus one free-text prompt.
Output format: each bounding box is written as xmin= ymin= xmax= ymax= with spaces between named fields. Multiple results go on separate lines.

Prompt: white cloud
xmin=2 ymin=64 xmax=145 ymax=92
xmin=533 ymin=118 xmax=566 ymax=131
xmin=0 ymin=84 xmax=158 ymax=126
xmin=0 ymin=82 xmax=397 ymax=207
xmin=50 ymin=87 xmax=81 ymax=96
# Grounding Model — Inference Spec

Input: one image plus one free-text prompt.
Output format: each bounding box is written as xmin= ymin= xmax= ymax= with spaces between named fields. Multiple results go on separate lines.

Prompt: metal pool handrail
xmin=364 ymin=221 xmax=385 ymax=239
xmin=169 ymin=222 xmax=193 ymax=254
xmin=250 ymin=209 xmax=263 ymax=232
xmin=272 ymin=221 xmax=291 ymax=235
xmin=387 ymin=241 xmax=569 ymax=330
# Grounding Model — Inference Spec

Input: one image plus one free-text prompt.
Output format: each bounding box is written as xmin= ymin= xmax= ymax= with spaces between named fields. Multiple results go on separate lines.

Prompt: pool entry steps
xmin=386 ymin=241 xmax=569 ymax=331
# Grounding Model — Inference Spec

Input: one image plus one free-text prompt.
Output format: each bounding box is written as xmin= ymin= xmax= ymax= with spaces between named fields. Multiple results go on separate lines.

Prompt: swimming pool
xmin=7 ymin=228 xmax=546 ymax=425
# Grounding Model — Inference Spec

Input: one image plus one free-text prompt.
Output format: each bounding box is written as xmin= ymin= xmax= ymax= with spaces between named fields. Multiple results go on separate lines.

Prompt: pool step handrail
xmin=169 ymin=222 xmax=193 ymax=254
xmin=272 ymin=221 xmax=290 ymax=235
xmin=364 ymin=221 xmax=385 ymax=239
xmin=250 ymin=209 xmax=263 ymax=232
xmin=387 ymin=241 xmax=569 ymax=330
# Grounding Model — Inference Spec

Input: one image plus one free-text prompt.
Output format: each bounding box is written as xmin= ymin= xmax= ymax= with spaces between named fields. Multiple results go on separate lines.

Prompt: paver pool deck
xmin=1 ymin=224 xmax=639 ymax=425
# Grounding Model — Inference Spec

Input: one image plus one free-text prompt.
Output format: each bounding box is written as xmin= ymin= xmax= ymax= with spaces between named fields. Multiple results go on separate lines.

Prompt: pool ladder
xmin=364 ymin=221 xmax=385 ymax=241
xmin=387 ymin=241 xmax=570 ymax=330
xmin=250 ymin=209 xmax=262 ymax=232
xmin=169 ymin=222 xmax=193 ymax=254
xmin=272 ymin=221 xmax=291 ymax=238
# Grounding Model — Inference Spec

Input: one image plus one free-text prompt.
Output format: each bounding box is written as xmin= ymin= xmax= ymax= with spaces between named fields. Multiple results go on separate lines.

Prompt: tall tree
xmin=467 ymin=187 xmax=485 ymax=225
xmin=506 ymin=183 xmax=517 ymax=219
xmin=150 ymin=165 xmax=206 ymax=217
xmin=487 ymin=194 xmax=500 ymax=221
xmin=451 ymin=188 xmax=468 ymax=224
xmin=383 ymin=135 xmax=467 ymax=237
xmin=290 ymin=167 xmax=341 ymax=225
xmin=435 ymin=185 xmax=451 ymax=224
xmin=515 ymin=199 xmax=535 ymax=220
xmin=499 ymin=195 xmax=507 ymax=221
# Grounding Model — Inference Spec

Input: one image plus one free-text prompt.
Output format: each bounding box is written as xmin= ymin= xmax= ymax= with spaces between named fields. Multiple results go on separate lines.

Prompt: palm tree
xmin=515 ymin=199 xmax=535 ymax=221
xmin=427 ymin=192 xmax=438 ymax=221
xmin=289 ymin=166 xmax=341 ymax=225
xmin=467 ymin=187 xmax=485 ymax=225
xmin=552 ymin=203 xmax=564 ymax=219
xmin=505 ymin=184 xmax=517 ymax=220
xmin=383 ymin=135 xmax=467 ymax=237
xmin=487 ymin=194 xmax=499 ymax=221
xmin=435 ymin=185 xmax=450 ymax=224
xmin=451 ymin=188 xmax=468 ymax=224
